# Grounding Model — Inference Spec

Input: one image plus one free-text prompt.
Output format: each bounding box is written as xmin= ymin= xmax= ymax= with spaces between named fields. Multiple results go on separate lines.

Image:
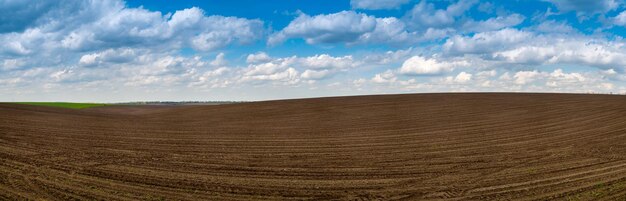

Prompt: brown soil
xmin=1 ymin=93 xmax=625 ymax=200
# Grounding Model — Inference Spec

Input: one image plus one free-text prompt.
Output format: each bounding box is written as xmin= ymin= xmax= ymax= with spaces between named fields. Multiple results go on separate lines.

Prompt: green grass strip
xmin=14 ymin=102 xmax=108 ymax=109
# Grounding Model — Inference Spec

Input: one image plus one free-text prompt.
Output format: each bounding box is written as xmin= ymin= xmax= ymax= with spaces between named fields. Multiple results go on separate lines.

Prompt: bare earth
xmin=1 ymin=93 xmax=625 ymax=200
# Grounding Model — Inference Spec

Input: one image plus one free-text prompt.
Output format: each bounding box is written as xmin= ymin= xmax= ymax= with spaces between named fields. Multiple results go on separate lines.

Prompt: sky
xmin=1 ymin=0 xmax=626 ymax=102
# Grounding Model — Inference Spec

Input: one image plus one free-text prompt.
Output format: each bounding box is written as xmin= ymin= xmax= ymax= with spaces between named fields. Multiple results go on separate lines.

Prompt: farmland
xmin=0 ymin=93 xmax=625 ymax=200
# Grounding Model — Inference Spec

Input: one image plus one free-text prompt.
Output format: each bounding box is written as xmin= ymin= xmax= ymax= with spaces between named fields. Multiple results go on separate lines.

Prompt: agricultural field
xmin=0 ymin=93 xmax=625 ymax=200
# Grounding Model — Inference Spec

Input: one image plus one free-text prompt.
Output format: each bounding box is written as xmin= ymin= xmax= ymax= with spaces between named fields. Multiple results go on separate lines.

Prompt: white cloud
xmin=269 ymin=11 xmax=423 ymax=46
xmin=299 ymin=54 xmax=357 ymax=70
xmin=2 ymin=0 xmax=626 ymax=101
xmin=545 ymin=0 xmax=619 ymax=17
xmin=189 ymin=67 xmax=232 ymax=88
xmin=121 ymin=55 xmax=205 ymax=87
xmin=241 ymin=66 xmax=300 ymax=84
xmin=476 ymin=70 xmax=497 ymax=78
xmin=399 ymin=56 xmax=469 ymax=75
xmin=210 ymin=53 xmax=227 ymax=67
xmin=462 ymin=14 xmax=525 ymax=32
xmin=79 ymin=48 xmax=136 ymax=67
xmin=546 ymin=69 xmax=585 ymax=87
xmin=350 ymin=0 xmax=410 ymax=10
xmin=510 ymin=69 xmax=586 ymax=86
xmin=443 ymin=28 xmax=532 ymax=55
xmin=454 ymin=72 xmax=472 ymax=83
xmin=0 ymin=1 xmax=123 ymax=34
xmin=242 ymin=57 xmax=294 ymax=77
xmin=443 ymin=71 xmax=473 ymax=84
xmin=0 ymin=77 xmax=24 ymax=86
xmin=2 ymin=39 xmax=32 ymax=55
xmin=492 ymin=37 xmax=626 ymax=69
xmin=442 ymin=28 xmax=626 ymax=72
xmin=404 ymin=0 xmax=478 ymax=29
xmin=371 ymin=70 xmax=397 ymax=83
xmin=363 ymin=48 xmax=415 ymax=64
xmin=0 ymin=1 xmax=55 ymax=33
xmin=2 ymin=59 xmax=25 ymax=70
xmin=599 ymin=82 xmax=614 ymax=90
xmin=353 ymin=78 xmax=367 ymax=87
xmin=269 ymin=1 xmax=529 ymax=46
xmin=268 ymin=11 xmax=376 ymax=45
xmin=188 ymin=15 xmax=264 ymax=51
xmin=354 ymin=17 xmax=420 ymax=45
xmin=360 ymin=66 xmax=615 ymax=94
xmin=513 ymin=70 xmax=545 ymax=85
xmin=246 ymin=52 xmax=272 ymax=64
xmin=2 ymin=2 xmax=265 ymax=56
xmin=612 ymin=11 xmax=626 ymax=26
xmin=601 ymin=68 xmax=626 ymax=81
xmin=301 ymin=69 xmax=332 ymax=80
xmin=240 ymin=54 xmax=360 ymax=82
xmin=238 ymin=55 xmax=304 ymax=85
xmin=0 ymin=0 xmax=268 ymax=97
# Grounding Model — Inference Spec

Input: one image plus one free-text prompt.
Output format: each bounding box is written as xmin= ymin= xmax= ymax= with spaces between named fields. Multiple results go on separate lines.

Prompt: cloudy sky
xmin=1 ymin=0 xmax=626 ymax=102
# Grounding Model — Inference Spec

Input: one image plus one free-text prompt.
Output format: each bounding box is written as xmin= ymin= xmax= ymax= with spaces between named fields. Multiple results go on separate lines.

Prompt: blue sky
xmin=1 ymin=0 xmax=626 ymax=102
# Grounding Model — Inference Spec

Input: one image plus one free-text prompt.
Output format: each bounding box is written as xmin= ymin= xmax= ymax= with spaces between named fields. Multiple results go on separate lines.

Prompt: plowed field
xmin=1 ymin=93 xmax=625 ymax=200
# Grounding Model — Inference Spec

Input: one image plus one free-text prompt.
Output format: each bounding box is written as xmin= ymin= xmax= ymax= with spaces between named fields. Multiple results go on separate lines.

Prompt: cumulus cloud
xmin=246 ymin=52 xmax=272 ymax=64
xmin=495 ymin=37 xmax=626 ymax=70
xmin=209 ymin=53 xmax=227 ymax=67
xmin=371 ymin=70 xmax=398 ymax=83
xmin=453 ymin=72 xmax=472 ymax=83
xmin=404 ymin=0 xmax=478 ymax=29
xmin=361 ymin=66 xmax=615 ymax=94
xmin=269 ymin=11 xmax=423 ymax=46
xmin=461 ymin=14 xmax=525 ymax=32
xmin=270 ymin=1 xmax=531 ymax=46
xmin=2 ymin=0 xmax=626 ymax=101
xmin=187 ymin=15 xmax=264 ymax=51
xmin=443 ymin=28 xmax=533 ymax=55
xmin=354 ymin=17 xmax=421 ymax=45
xmin=399 ymin=56 xmax=468 ymax=75
xmin=240 ymin=62 xmax=300 ymax=85
xmin=612 ymin=11 xmax=626 ymax=26
xmin=507 ymin=69 xmax=587 ymax=87
xmin=301 ymin=69 xmax=332 ymax=80
xmin=0 ymin=0 xmax=268 ymax=97
xmin=121 ymin=55 xmax=208 ymax=87
xmin=0 ymin=1 xmax=58 ymax=33
xmin=513 ymin=70 xmax=545 ymax=85
xmin=79 ymin=48 xmax=136 ymax=67
xmin=268 ymin=11 xmax=376 ymax=45
xmin=443 ymin=27 xmax=626 ymax=72
xmin=2 ymin=59 xmax=25 ymax=70
xmin=237 ymin=53 xmax=361 ymax=84
xmin=78 ymin=7 xmax=263 ymax=51
xmin=493 ymin=42 xmax=626 ymax=68
xmin=0 ymin=0 xmax=265 ymax=59
xmin=350 ymin=0 xmax=410 ymax=10
xmin=544 ymin=0 xmax=619 ymax=17
xmin=546 ymin=69 xmax=585 ymax=87
xmin=189 ymin=67 xmax=232 ymax=88
xmin=363 ymin=48 xmax=415 ymax=65
xmin=299 ymin=54 xmax=357 ymax=70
